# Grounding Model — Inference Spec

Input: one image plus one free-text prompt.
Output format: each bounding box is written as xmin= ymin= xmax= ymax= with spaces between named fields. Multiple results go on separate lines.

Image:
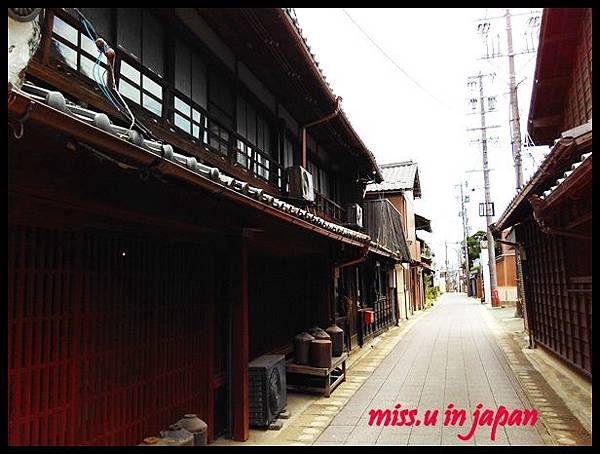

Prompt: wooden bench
xmin=286 ymin=352 xmax=347 ymax=397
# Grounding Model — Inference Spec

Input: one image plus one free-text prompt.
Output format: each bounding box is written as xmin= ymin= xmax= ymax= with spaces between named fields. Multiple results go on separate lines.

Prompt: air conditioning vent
xmin=345 ymin=203 xmax=363 ymax=228
xmin=287 ymin=166 xmax=314 ymax=202
xmin=248 ymin=354 xmax=287 ymax=427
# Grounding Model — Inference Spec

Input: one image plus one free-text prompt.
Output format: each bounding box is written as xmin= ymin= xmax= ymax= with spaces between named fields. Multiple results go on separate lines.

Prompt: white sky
xmin=294 ymin=7 xmax=550 ymax=270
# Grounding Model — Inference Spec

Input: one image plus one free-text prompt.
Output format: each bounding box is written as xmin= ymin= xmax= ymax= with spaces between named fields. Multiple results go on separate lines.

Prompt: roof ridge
xmin=380 ymin=160 xmax=416 ymax=168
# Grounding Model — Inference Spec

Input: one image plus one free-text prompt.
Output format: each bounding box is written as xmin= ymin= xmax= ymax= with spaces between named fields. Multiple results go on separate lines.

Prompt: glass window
xmin=51 ymin=11 xmax=111 ymax=82
xmin=51 ymin=39 xmax=77 ymax=69
xmin=143 ymin=75 xmax=162 ymax=99
xmin=283 ymin=135 xmax=294 ymax=168
xmin=120 ymin=60 xmax=141 ymax=84
xmin=53 ymin=16 xmax=78 ymax=44
xmin=119 ymin=78 xmax=140 ymax=104
xmin=143 ymin=93 xmax=162 ymax=117
xmin=174 ymin=97 xmax=191 ymax=116
xmin=174 ymin=113 xmax=191 ymax=134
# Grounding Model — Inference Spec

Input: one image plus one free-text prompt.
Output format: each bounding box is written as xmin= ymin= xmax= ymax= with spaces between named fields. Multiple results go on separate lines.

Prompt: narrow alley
xmin=305 ymin=293 xmax=590 ymax=446
xmin=8 ymin=8 xmax=591 ymax=447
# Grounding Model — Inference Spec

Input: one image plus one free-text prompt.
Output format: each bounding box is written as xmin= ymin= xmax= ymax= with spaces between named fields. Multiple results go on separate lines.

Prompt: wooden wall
xmin=519 ymin=218 xmax=592 ymax=377
xmin=8 ymin=222 xmax=214 ymax=445
xmin=561 ymin=8 xmax=592 ymax=131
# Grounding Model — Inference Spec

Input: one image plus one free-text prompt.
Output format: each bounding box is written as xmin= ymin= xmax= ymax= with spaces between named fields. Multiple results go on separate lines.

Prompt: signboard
xmin=479 ymin=202 xmax=495 ymax=216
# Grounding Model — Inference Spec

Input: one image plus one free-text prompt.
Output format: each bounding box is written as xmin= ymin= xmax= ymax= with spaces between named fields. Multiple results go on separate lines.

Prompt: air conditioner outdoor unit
xmin=248 ymin=354 xmax=287 ymax=428
xmin=287 ymin=166 xmax=314 ymax=202
xmin=345 ymin=203 xmax=363 ymax=228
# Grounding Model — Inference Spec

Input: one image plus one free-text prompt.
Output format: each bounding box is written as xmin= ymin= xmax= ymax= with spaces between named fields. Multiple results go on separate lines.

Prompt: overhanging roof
xmin=192 ymin=8 xmax=383 ymax=182
xmin=528 ymin=8 xmax=589 ymax=145
xmin=494 ymin=122 xmax=592 ymax=232
xmin=10 ymin=83 xmax=372 ymax=247
xmin=415 ymin=213 xmax=432 ymax=233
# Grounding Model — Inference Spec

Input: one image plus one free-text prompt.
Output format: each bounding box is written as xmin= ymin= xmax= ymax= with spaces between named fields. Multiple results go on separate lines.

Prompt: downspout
xmin=301 ymin=96 xmax=342 ymax=168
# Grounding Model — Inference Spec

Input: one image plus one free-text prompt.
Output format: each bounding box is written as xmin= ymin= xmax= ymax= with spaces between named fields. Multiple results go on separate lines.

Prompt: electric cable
xmin=341 ymin=9 xmax=454 ymax=112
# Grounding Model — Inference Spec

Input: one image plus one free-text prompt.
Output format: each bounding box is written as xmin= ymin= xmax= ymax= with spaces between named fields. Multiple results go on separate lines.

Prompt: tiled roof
xmin=18 ymin=82 xmax=371 ymax=244
xmin=494 ymin=120 xmax=591 ymax=232
xmin=282 ymin=8 xmax=384 ymax=182
xmin=365 ymin=161 xmax=420 ymax=196
xmin=540 ymin=151 xmax=592 ymax=200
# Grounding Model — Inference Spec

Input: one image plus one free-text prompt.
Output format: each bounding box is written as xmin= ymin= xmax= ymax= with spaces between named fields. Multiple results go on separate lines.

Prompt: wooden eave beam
xmin=8 ymin=89 xmax=369 ymax=248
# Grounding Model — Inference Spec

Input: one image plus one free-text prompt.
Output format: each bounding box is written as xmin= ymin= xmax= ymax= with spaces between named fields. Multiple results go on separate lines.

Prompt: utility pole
xmin=506 ymin=9 xmax=524 ymax=189
xmin=454 ymin=181 xmax=471 ymax=294
xmin=468 ymin=72 xmax=500 ymax=307
xmin=475 ymin=8 xmax=541 ymax=191
xmin=459 ymin=181 xmax=470 ymax=294
xmin=444 ymin=241 xmax=450 ymax=292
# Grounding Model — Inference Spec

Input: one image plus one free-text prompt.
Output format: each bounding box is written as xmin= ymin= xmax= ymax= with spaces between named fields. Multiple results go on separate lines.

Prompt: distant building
xmin=365 ymin=161 xmax=432 ymax=316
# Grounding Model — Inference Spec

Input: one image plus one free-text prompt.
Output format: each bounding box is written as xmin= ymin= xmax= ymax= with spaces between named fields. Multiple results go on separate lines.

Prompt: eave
xmin=8 ymin=86 xmax=371 ymax=248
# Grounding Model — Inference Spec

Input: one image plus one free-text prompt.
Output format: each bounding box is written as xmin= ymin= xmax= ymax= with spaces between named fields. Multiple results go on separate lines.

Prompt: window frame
xmin=49 ymin=10 xmax=112 ymax=82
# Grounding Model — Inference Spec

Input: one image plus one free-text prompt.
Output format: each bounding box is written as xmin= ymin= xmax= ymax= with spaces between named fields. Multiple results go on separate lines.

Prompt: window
xmin=236 ymin=96 xmax=273 ymax=180
xmin=173 ymin=97 xmax=208 ymax=143
xmin=50 ymin=11 xmax=111 ymax=81
xmin=172 ymin=38 xmax=211 ymax=148
xmin=116 ymin=9 xmax=164 ymax=117
xmin=174 ymin=38 xmax=207 ymax=110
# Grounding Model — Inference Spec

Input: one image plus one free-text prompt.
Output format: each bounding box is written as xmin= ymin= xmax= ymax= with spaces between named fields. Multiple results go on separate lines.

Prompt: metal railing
xmin=315 ymin=191 xmax=345 ymax=223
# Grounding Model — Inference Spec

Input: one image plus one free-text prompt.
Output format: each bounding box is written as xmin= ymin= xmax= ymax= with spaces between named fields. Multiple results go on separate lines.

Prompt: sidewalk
xmin=480 ymin=301 xmax=592 ymax=443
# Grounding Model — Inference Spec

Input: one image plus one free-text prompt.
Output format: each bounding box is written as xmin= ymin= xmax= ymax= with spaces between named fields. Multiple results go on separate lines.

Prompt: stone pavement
xmin=310 ymin=292 xmax=590 ymax=446
xmin=214 ymin=292 xmax=591 ymax=446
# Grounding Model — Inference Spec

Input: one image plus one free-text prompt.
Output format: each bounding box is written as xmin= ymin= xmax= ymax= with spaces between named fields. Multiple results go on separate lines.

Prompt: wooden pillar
xmin=231 ymin=236 xmax=249 ymax=441
xmin=328 ymin=260 xmax=336 ymax=325
xmin=205 ymin=248 xmax=216 ymax=444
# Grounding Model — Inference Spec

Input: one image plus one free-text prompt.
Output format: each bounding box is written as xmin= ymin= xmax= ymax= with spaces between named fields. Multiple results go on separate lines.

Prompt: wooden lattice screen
xmin=522 ymin=220 xmax=592 ymax=376
xmin=8 ymin=224 xmax=211 ymax=445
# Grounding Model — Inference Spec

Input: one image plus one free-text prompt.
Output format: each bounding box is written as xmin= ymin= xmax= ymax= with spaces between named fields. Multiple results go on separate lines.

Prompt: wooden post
xmin=205 ymin=248 xmax=216 ymax=444
xmin=231 ymin=235 xmax=249 ymax=442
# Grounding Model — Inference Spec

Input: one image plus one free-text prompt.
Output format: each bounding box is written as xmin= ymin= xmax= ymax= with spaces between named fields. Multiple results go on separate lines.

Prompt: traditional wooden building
xmin=365 ymin=161 xmax=430 ymax=314
xmin=8 ymin=8 xmax=385 ymax=445
xmin=493 ymin=8 xmax=592 ymax=378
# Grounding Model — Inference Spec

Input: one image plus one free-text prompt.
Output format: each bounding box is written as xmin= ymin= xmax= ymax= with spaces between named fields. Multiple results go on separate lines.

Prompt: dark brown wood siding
xmin=520 ymin=218 xmax=592 ymax=377
xmin=561 ymin=8 xmax=592 ymax=131
xmin=8 ymin=224 xmax=213 ymax=445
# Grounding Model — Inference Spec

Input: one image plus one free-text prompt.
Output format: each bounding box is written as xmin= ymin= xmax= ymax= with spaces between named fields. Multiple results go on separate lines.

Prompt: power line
xmin=341 ymin=9 xmax=454 ymax=112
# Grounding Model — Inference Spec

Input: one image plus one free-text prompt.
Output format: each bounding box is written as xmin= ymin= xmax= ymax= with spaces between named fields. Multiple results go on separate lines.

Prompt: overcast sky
xmin=294 ymin=7 xmax=549 ymax=270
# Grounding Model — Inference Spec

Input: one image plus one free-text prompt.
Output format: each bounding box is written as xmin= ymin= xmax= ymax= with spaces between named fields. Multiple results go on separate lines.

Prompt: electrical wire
xmin=341 ymin=9 xmax=455 ymax=112
xmin=73 ymin=7 xmax=158 ymax=142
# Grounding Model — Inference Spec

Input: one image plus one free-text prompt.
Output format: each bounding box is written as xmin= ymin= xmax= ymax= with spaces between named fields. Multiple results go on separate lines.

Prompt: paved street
xmin=314 ymin=293 xmax=552 ymax=446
